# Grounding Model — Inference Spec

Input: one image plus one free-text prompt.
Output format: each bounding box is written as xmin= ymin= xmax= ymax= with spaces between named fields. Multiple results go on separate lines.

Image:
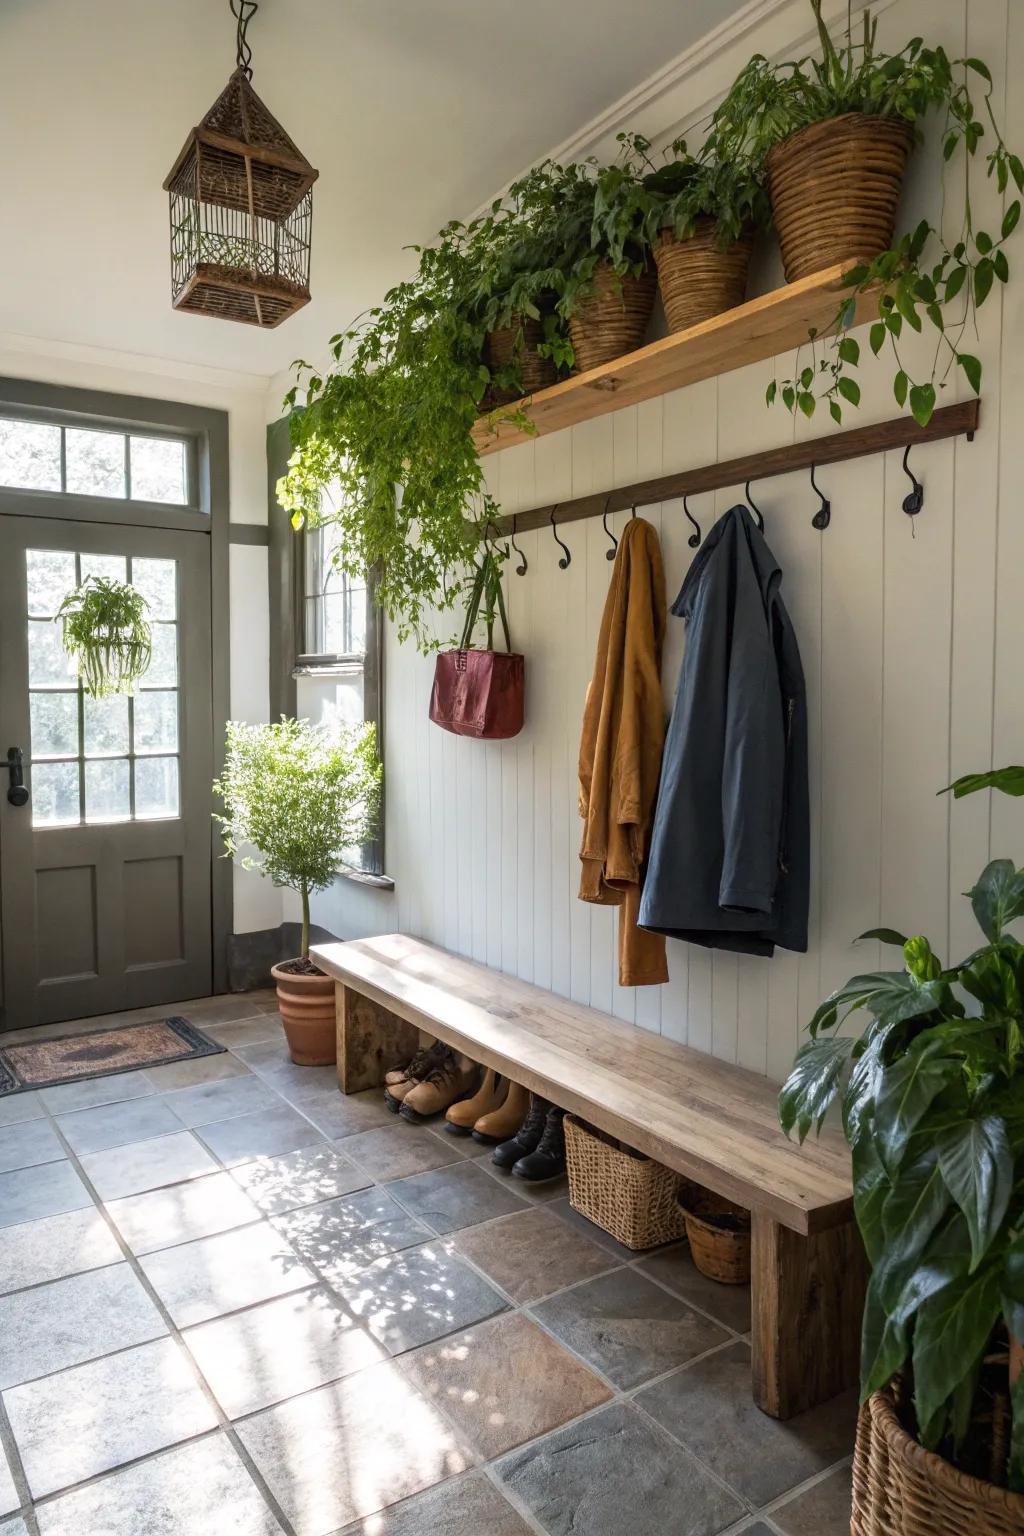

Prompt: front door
xmin=0 ymin=515 xmax=213 ymax=1028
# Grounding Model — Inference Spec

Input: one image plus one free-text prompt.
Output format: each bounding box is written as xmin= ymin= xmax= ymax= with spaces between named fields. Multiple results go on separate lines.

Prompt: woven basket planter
xmin=679 ymin=1187 xmax=751 ymax=1285
xmin=484 ymin=317 xmax=557 ymax=404
xmin=568 ymin=261 xmax=657 ymax=373
xmin=564 ymin=1115 xmax=687 ymax=1250
xmin=654 ymin=220 xmax=753 ymax=334
xmin=852 ymin=1389 xmax=1024 ymax=1536
xmin=766 ymin=112 xmax=915 ymax=283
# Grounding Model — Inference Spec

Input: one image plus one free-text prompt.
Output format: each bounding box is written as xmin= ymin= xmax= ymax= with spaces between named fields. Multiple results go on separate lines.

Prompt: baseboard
xmin=227 ymin=921 xmax=337 ymax=992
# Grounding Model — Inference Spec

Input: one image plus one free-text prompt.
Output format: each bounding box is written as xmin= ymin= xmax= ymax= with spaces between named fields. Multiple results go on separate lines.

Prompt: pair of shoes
xmin=493 ymin=1095 xmax=566 ymax=1183
xmin=383 ymin=1041 xmax=450 ymax=1113
xmin=399 ymin=1050 xmax=478 ymax=1125
xmin=445 ymin=1070 xmax=530 ymax=1143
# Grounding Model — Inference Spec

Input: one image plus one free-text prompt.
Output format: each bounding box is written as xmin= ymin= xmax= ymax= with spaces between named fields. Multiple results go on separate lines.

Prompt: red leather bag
xmin=429 ymin=557 xmax=525 ymax=740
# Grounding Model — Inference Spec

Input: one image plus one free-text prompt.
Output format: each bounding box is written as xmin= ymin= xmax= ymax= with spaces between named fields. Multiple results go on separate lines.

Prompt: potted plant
xmin=711 ymin=0 xmax=1022 ymax=426
xmin=213 ymin=718 xmax=382 ymax=1065
xmin=779 ymin=766 xmax=1024 ymax=1532
xmin=56 ymin=575 xmax=152 ymax=698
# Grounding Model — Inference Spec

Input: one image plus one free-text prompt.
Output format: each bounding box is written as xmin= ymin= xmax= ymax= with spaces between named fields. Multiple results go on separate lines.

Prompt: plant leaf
xmin=912 ymin=1263 xmax=1002 ymax=1431
xmin=877 ymin=1150 xmax=952 ymax=1303
xmin=958 ymin=353 xmax=982 ymax=395
xmin=779 ymin=1035 xmax=855 ymax=1142
xmin=861 ymin=1272 xmax=909 ymax=1399
xmin=937 ymin=1116 xmax=1013 ymax=1271
xmin=869 ymin=322 xmax=886 ymax=356
xmin=857 ymin=928 xmax=910 ymax=947
xmin=969 ymin=857 xmax=1024 ymax=941
xmin=874 ymin=1050 xmax=956 ymax=1172
xmin=942 ymin=766 xmax=1024 ymax=799
xmin=894 ymin=370 xmax=909 ymax=407
xmin=909 ymin=383 xmax=936 ymax=427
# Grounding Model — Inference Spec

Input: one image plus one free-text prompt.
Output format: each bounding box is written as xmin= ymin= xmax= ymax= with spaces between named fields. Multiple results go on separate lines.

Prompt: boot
xmin=491 ymin=1093 xmax=549 ymax=1169
xmin=384 ymin=1041 xmax=448 ymax=1112
xmin=512 ymin=1104 xmax=566 ymax=1183
xmin=472 ymin=1081 xmax=530 ymax=1145
xmin=445 ymin=1068 xmax=507 ymax=1136
xmin=399 ymin=1053 xmax=477 ymax=1124
xmin=384 ymin=1043 xmax=435 ymax=1087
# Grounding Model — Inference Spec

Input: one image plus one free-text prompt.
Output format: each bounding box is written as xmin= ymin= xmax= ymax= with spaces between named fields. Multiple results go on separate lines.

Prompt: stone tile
xmin=426 ymin=1123 xmax=492 ymax=1160
xmin=4 ymin=1336 xmax=218 ymax=1499
xmin=452 ymin=1207 xmax=615 ymax=1305
xmin=0 ymin=1520 xmax=27 ymax=1536
xmin=0 ymin=1161 xmax=89 ymax=1229
xmin=39 ymin=1070 xmax=155 ymax=1114
xmin=0 ymin=1262 xmax=165 ymax=1389
xmin=0 ymin=1092 xmax=43 ymax=1126
xmin=144 ymin=1053 xmax=248 ymax=1091
xmin=547 ymin=1196 xmax=641 ymax=1262
xmin=255 ymin=1060 xmax=339 ymax=1100
xmin=497 ymin=1401 xmax=744 ymax=1536
xmin=337 ymin=1240 xmax=508 ymax=1354
xmin=734 ymin=1526 xmax=776 ymax=1536
xmin=231 ymin=1144 xmax=371 ymax=1216
xmin=106 ymin=1171 xmax=261 ymax=1254
xmin=532 ymin=1266 xmax=729 ymax=1390
xmin=81 ymin=1131 xmax=220 ymax=1200
xmin=402 ymin=1312 xmax=612 ymax=1460
xmin=0 ymin=1206 xmax=122 ymax=1295
xmin=196 ymin=1104 xmax=324 ymax=1168
xmin=140 ymin=1218 xmax=315 ymax=1326
xmin=336 ymin=1471 xmax=534 ymax=1536
xmin=176 ymin=994 xmax=271 ymax=1026
xmin=774 ymin=1464 xmax=853 ymax=1536
xmin=343 ymin=1123 xmax=465 ymax=1182
xmin=389 ymin=1161 xmax=527 ymax=1235
xmin=0 ymin=1442 xmax=17 ymax=1516
xmin=273 ymin=1186 xmax=429 ymax=1283
xmin=184 ymin=1283 xmax=387 ymax=1418
xmin=34 ymin=1433 xmax=283 ymax=1536
xmin=204 ymin=1015 xmax=286 ymax=1049
xmin=0 ymin=1119 xmax=63 ymax=1173
xmin=636 ymin=1244 xmax=752 ymax=1333
xmin=162 ymin=1073 xmax=278 ymax=1128
xmin=492 ymin=1166 xmax=569 ymax=1204
xmin=56 ymin=1094 xmax=182 ymax=1154
xmin=303 ymin=1089 xmax=397 ymax=1138
xmin=233 ymin=1039 xmax=295 ymax=1072
xmin=636 ymin=1342 xmax=857 ymax=1506
xmin=236 ymin=1359 xmax=476 ymax=1533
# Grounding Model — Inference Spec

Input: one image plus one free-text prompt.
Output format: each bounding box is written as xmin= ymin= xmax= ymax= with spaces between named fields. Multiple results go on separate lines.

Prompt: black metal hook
xmin=901 ymin=446 xmax=924 ymax=518
xmin=745 ymin=480 xmax=765 ymax=533
xmin=510 ymin=516 xmax=528 ymax=576
xmin=630 ymin=505 xmax=637 ymax=520
xmin=683 ymin=494 xmax=701 ymax=549
xmin=810 ymin=463 xmax=831 ymax=531
xmin=601 ymin=498 xmax=617 ymax=562
xmin=549 ymin=505 xmax=571 ymax=570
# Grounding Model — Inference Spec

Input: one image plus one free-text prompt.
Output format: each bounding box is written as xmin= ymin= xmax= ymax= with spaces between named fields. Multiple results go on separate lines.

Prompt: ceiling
xmin=0 ymin=0 xmax=748 ymax=381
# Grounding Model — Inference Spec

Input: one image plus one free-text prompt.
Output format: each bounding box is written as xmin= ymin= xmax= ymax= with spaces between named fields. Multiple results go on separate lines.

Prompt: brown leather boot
xmin=400 ymin=1055 xmax=478 ymax=1124
xmin=444 ymin=1068 xmax=506 ymax=1136
xmin=472 ymin=1080 xmax=530 ymax=1144
xmin=383 ymin=1041 xmax=448 ymax=1112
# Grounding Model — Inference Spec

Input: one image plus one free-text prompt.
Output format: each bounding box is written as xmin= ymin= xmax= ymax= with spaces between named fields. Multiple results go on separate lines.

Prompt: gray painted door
xmin=0 ymin=515 xmax=213 ymax=1027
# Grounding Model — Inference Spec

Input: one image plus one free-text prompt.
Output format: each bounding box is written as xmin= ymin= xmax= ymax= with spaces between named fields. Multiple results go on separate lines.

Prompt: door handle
xmin=6 ymin=747 xmax=29 ymax=808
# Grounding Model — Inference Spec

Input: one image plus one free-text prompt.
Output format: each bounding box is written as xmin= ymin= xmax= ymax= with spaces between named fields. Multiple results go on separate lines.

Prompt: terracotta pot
xmin=271 ymin=962 xmax=336 ymax=1066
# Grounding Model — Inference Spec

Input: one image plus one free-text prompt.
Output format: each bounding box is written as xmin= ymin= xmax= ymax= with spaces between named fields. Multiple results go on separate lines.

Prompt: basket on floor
xmin=564 ymin=1114 xmax=687 ymax=1250
xmin=679 ymin=1187 xmax=751 ymax=1285
xmin=484 ymin=316 xmax=556 ymax=403
xmin=654 ymin=220 xmax=753 ymax=334
xmin=852 ymin=1389 xmax=1024 ymax=1536
xmin=568 ymin=261 xmax=657 ymax=373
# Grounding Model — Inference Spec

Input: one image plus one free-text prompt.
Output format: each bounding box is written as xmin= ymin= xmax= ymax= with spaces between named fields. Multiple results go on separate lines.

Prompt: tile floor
xmin=0 ymin=992 xmax=857 ymax=1536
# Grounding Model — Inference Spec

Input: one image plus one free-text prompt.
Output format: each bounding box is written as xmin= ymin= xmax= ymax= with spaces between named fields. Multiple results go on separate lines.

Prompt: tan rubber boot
xmin=399 ymin=1055 xmax=478 ymax=1124
xmin=472 ymin=1080 xmax=530 ymax=1144
xmin=444 ymin=1069 xmax=506 ymax=1137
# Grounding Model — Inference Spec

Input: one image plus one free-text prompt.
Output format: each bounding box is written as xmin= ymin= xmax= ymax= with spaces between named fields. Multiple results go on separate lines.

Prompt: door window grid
xmin=26 ymin=550 xmax=180 ymax=827
xmin=0 ymin=417 xmax=191 ymax=507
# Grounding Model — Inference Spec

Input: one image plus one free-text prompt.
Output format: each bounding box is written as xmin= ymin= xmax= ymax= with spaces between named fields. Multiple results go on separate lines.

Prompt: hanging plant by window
xmin=56 ymin=577 xmax=152 ymax=699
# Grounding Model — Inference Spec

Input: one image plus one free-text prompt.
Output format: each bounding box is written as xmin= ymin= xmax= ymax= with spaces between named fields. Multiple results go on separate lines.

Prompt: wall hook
xmin=901 ymin=445 xmax=924 ymax=518
xmin=601 ymin=497 xmax=617 ymax=562
xmin=549 ymin=504 xmax=571 ymax=569
xmin=683 ymin=494 xmax=701 ymax=549
xmin=810 ymin=464 xmax=831 ymax=531
xmin=745 ymin=480 xmax=765 ymax=532
xmin=510 ymin=515 xmax=528 ymax=576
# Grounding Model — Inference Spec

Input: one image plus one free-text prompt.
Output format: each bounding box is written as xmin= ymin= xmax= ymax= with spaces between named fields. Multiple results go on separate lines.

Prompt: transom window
xmin=0 ymin=417 xmax=190 ymax=506
xmin=26 ymin=550 xmax=180 ymax=827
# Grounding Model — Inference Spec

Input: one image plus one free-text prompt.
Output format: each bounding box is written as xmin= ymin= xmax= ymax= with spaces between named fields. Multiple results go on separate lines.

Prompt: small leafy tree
xmin=213 ymin=718 xmax=381 ymax=964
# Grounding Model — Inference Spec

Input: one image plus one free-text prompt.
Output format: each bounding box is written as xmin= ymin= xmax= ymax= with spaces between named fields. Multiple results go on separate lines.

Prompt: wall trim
xmin=229 ymin=523 xmax=270 ymax=545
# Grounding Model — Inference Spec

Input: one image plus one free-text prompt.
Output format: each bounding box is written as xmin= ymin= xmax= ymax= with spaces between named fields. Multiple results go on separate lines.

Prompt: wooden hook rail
xmin=494 ymin=399 xmax=980 ymax=536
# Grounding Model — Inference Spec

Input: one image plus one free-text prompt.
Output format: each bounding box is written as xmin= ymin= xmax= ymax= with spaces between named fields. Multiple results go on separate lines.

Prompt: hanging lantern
xmin=163 ymin=1 xmax=318 ymax=328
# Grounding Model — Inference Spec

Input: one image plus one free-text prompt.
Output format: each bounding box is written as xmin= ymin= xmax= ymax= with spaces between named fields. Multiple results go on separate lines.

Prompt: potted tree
xmin=213 ymin=718 xmax=381 ymax=1066
xmin=780 ymin=766 xmax=1024 ymax=1533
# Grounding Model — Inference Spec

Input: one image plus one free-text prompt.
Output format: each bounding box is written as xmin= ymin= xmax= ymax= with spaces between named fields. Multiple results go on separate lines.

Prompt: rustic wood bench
xmin=312 ymin=932 xmax=864 ymax=1422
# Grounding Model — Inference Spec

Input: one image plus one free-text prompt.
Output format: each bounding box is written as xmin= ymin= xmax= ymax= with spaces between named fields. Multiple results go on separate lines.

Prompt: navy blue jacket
xmin=638 ymin=504 xmax=809 ymax=956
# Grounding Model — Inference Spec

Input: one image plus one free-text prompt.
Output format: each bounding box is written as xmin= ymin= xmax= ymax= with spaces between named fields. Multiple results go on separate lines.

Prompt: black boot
xmin=512 ymin=1105 xmax=566 ymax=1183
xmin=492 ymin=1094 xmax=549 ymax=1171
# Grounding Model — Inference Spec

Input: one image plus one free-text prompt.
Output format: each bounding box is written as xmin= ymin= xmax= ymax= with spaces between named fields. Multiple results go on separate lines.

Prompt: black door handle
xmin=6 ymin=747 xmax=29 ymax=808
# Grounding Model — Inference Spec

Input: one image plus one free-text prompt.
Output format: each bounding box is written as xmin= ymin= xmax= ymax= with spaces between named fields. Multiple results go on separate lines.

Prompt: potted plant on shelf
xmin=779 ymin=766 xmax=1024 ymax=1533
xmin=56 ymin=575 xmax=152 ymax=698
xmin=213 ymin=718 xmax=382 ymax=1066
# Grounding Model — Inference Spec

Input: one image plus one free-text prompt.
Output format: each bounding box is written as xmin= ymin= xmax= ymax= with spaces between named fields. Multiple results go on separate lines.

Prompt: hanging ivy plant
xmin=56 ymin=576 xmax=152 ymax=699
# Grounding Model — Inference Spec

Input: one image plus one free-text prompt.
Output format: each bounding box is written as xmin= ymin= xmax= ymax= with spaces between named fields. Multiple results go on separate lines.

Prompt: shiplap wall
xmin=309 ymin=0 xmax=1024 ymax=1084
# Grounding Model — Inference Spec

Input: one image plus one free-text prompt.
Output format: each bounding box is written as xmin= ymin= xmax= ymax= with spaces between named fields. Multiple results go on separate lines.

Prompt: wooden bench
xmin=312 ymin=932 xmax=865 ymax=1421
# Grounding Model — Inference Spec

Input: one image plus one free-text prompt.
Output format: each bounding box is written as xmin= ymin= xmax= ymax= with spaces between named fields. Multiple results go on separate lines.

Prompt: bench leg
xmin=335 ymin=984 xmax=420 ymax=1094
xmin=750 ymin=1210 xmax=867 ymax=1420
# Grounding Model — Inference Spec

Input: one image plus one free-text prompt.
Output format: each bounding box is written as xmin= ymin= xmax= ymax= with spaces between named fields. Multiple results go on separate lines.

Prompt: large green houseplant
xmin=214 ymin=717 xmax=381 ymax=1065
xmin=780 ymin=768 xmax=1024 ymax=1516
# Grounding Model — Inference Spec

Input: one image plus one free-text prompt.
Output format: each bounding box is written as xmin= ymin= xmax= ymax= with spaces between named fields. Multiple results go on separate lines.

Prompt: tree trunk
xmin=300 ymin=882 xmax=311 ymax=961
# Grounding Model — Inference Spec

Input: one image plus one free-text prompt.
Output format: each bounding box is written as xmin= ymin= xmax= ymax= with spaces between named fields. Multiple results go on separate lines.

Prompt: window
xmin=300 ymin=517 xmax=368 ymax=665
xmin=0 ymin=417 xmax=191 ymax=506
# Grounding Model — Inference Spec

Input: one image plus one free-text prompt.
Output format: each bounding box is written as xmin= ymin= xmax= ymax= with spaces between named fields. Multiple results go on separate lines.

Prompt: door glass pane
xmin=131 ymin=557 xmax=176 ymax=620
xmin=146 ymin=624 xmax=178 ymax=687
xmin=134 ymin=756 xmax=179 ymax=819
xmin=30 ymin=692 xmax=78 ymax=758
xmin=28 ymin=620 xmax=74 ymax=687
xmin=84 ymin=695 xmax=129 ymax=757
xmin=84 ymin=759 xmax=130 ymax=822
xmin=0 ymin=419 xmax=62 ymax=492
xmin=80 ymin=553 xmax=127 ymax=586
xmin=65 ymin=429 xmax=126 ymax=499
xmin=26 ymin=550 xmax=76 ymax=617
xmin=32 ymin=762 xmax=80 ymax=826
xmin=130 ymin=438 xmax=187 ymax=505
xmin=134 ymin=691 xmax=178 ymax=754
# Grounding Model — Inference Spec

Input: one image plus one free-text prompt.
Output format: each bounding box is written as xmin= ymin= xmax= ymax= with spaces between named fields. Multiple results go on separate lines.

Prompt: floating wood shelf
xmin=473 ymin=260 xmax=877 ymax=457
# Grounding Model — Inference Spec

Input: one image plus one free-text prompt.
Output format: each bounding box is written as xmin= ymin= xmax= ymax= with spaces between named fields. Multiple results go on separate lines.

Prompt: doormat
xmin=0 ymin=1018 xmax=225 ymax=1096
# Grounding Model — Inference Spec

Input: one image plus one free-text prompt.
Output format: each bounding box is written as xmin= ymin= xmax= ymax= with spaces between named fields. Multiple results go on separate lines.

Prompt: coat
xmin=578 ymin=517 xmax=669 ymax=986
xmin=638 ymin=503 xmax=809 ymax=956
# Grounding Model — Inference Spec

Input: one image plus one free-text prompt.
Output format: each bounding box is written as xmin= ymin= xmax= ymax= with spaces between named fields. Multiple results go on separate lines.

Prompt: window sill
xmin=337 ymin=867 xmax=395 ymax=892
xmin=293 ymin=659 xmax=364 ymax=679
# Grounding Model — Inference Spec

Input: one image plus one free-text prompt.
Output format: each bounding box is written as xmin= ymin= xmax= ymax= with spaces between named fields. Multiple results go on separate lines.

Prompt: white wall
xmin=310 ymin=0 xmax=1024 ymax=1082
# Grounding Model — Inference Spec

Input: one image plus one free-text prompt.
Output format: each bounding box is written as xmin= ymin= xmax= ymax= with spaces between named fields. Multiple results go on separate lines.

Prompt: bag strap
xmin=459 ymin=552 xmax=513 ymax=653
xmin=459 ymin=563 xmax=487 ymax=650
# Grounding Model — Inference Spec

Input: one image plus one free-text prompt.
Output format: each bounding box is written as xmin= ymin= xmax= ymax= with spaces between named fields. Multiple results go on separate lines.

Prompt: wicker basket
xmin=852 ymin=1390 xmax=1024 ymax=1536
xmin=564 ymin=1115 xmax=687 ymax=1250
xmin=679 ymin=1189 xmax=751 ymax=1285
xmin=765 ymin=112 xmax=915 ymax=282
xmin=654 ymin=220 xmax=753 ymax=334
xmin=484 ymin=316 xmax=556 ymax=404
xmin=568 ymin=262 xmax=657 ymax=373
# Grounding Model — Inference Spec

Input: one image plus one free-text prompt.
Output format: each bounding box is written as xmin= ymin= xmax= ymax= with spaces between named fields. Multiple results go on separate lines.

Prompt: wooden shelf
xmin=472 ymin=261 xmax=877 ymax=456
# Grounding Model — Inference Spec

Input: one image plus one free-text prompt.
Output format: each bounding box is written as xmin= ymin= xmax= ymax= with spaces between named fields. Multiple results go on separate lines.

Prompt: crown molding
xmin=0 ymin=329 xmax=272 ymax=398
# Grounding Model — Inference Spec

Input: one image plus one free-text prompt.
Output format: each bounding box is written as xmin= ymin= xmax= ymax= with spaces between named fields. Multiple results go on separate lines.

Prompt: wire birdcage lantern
xmin=163 ymin=1 xmax=318 ymax=328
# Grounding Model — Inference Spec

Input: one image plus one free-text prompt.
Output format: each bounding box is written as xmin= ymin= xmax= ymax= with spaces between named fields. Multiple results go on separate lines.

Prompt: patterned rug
xmin=0 ymin=1017 xmax=225 ymax=1096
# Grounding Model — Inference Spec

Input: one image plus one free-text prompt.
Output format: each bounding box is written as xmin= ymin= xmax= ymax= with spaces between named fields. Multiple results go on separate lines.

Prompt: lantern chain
xmin=230 ymin=0 xmax=258 ymax=79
